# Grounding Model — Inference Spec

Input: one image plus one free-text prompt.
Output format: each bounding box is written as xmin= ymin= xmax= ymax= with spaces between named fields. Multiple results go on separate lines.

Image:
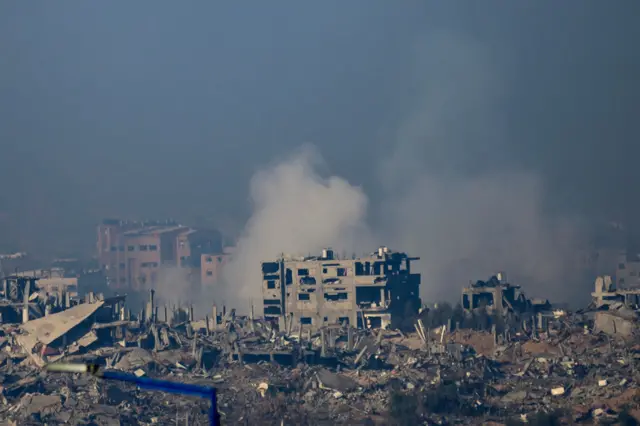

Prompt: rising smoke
xmin=152 ymin=266 xmax=192 ymax=310
xmin=221 ymin=144 xmax=372 ymax=312
xmin=222 ymin=31 xmax=591 ymax=312
xmin=378 ymin=31 xmax=590 ymax=303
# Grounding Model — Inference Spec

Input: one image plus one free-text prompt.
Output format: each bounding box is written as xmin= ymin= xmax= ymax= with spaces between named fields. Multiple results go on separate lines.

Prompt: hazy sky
xmin=1 ymin=1 xmax=639 ymax=256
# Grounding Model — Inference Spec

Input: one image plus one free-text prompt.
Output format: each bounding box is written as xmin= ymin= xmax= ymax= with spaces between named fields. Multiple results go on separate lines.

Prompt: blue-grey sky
xmin=1 ymin=1 xmax=639 ymax=256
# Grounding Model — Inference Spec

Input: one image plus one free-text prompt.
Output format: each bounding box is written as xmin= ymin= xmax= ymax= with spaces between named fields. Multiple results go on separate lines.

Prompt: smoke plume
xmin=221 ymin=31 xmax=591 ymax=312
xmin=378 ymin=31 xmax=589 ymax=303
xmin=152 ymin=266 xmax=192 ymax=307
xmin=221 ymin=144 xmax=371 ymax=312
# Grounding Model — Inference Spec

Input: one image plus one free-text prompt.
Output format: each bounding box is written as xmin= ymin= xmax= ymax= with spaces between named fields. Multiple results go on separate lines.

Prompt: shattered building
xmin=261 ymin=247 xmax=421 ymax=330
xmin=591 ymin=275 xmax=640 ymax=309
xmin=461 ymin=273 xmax=551 ymax=315
xmin=15 ymin=295 xmax=127 ymax=367
xmin=0 ymin=275 xmax=40 ymax=323
xmin=12 ymin=269 xmax=79 ymax=298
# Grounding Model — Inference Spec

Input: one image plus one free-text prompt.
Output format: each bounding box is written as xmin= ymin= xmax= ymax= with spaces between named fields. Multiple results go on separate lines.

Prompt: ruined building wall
xmin=261 ymin=248 xmax=421 ymax=330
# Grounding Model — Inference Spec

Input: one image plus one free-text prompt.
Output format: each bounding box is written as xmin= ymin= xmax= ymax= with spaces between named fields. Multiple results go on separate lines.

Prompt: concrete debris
xmin=3 ymin=276 xmax=640 ymax=424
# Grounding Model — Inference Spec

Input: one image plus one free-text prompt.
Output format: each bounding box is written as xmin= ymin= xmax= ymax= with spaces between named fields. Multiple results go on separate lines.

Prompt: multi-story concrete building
xmin=201 ymin=246 xmax=234 ymax=288
xmin=615 ymin=252 xmax=640 ymax=289
xmin=261 ymin=246 xmax=421 ymax=330
xmin=121 ymin=225 xmax=190 ymax=291
xmin=177 ymin=229 xmax=224 ymax=267
xmin=96 ymin=219 xmax=223 ymax=292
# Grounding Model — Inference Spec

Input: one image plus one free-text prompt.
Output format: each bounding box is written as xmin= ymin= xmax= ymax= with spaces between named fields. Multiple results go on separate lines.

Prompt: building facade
xmin=96 ymin=219 xmax=223 ymax=292
xmin=201 ymin=246 xmax=234 ymax=288
xmin=615 ymin=252 xmax=640 ymax=289
xmin=261 ymin=247 xmax=421 ymax=330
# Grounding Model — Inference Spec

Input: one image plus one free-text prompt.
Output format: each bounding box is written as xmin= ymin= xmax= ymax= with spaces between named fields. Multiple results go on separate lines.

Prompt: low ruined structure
xmin=461 ymin=273 xmax=550 ymax=315
xmin=0 ymin=275 xmax=40 ymax=323
xmin=261 ymin=246 xmax=421 ymax=330
xmin=591 ymin=275 xmax=640 ymax=309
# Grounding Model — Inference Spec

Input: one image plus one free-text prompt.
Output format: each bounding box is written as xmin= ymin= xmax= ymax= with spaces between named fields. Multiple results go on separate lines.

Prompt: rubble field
xmin=2 ymin=287 xmax=640 ymax=424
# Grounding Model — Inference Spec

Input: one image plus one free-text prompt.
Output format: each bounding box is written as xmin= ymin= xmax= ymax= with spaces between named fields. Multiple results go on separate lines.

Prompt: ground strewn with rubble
xmin=2 ymin=300 xmax=640 ymax=425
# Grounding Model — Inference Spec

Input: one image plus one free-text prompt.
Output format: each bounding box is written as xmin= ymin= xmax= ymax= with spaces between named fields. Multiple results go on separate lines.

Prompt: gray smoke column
xmin=221 ymin=144 xmax=371 ymax=312
xmin=379 ymin=31 xmax=590 ymax=304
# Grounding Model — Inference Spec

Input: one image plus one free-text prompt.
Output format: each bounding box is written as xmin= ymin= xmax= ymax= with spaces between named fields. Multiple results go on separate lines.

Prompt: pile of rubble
xmin=1 ymin=287 xmax=640 ymax=425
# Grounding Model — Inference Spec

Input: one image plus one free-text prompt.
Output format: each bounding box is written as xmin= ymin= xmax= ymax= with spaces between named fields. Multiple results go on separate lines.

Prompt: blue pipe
xmin=99 ymin=370 xmax=220 ymax=426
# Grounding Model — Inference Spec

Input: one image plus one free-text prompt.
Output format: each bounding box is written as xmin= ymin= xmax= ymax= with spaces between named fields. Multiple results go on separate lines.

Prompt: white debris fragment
xmin=257 ymin=382 xmax=269 ymax=397
xmin=551 ymin=387 xmax=565 ymax=396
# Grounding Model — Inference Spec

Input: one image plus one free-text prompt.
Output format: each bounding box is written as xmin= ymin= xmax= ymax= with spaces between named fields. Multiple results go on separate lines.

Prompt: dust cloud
xmin=220 ymin=31 xmax=591 ymax=311
xmin=378 ymin=31 xmax=590 ymax=304
xmin=221 ymin=144 xmax=372 ymax=312
xmin=151 ymin=266 xmax=192 ymax=309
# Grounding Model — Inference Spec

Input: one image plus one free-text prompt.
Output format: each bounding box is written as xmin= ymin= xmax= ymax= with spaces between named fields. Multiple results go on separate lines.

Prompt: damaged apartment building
xmin=261 ymin=247 xmax=421 ymax=330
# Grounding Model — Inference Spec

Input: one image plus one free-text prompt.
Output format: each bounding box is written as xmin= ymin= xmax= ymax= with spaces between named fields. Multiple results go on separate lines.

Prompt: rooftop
xmin=270 ymin=246 xmax=418 ymax=263
xmin=122 ymin=225 xmax=188 ymax=238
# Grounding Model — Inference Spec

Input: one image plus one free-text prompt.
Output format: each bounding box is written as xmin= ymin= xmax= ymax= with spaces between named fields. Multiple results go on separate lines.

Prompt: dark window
xmin=262 ymin=262 xmax=279 ymax=274
xmin=297 ymin=268 xmax=309 ymax=276
xmin=267 ymin=280 xmax=276 ymax=289
xmin=298 ymin=293 xmax=310 ymax=301
xmin=339 ymin=317 xmax=349 ymax=325
xmin=206 ymin=271 xmax=213 ymax=276
xmin=110 ymin=246 xmax=117 ymax=252
xmin=119 ymin=263 xmax=125 ymax=269
xmin=619 ymin=263 xmax=626 ymax=270
xmin=118 ymin=246 xmax=125 ymax=252
xmin=127 ymin=246 xmax=135 ymax=251
xmin=300 ymin=317 xmax=312 ymax=325
xmin=286 ymin=269 xmax=293 ymax=285
xmin=368 ymin=316 xmax=382 ymax=328
xmin=337 ymin=267 xmax=347 ymax=276
xmin=149 ymin=245 xmax=158 ymax=251
xmin=324 ymin=292 xmax=348 ymax=301
xmin=217 ymin=257 xmax=223 ymax=263
xmin=264 ymin=306 xmax=281 ymax=315
xmin=205 ymin=256 xmax=213 ymax=263
xmin=323 ymin=316 xmax=328 ymax=322
xmin=139 ymin=245 xmax=149 ymax=251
